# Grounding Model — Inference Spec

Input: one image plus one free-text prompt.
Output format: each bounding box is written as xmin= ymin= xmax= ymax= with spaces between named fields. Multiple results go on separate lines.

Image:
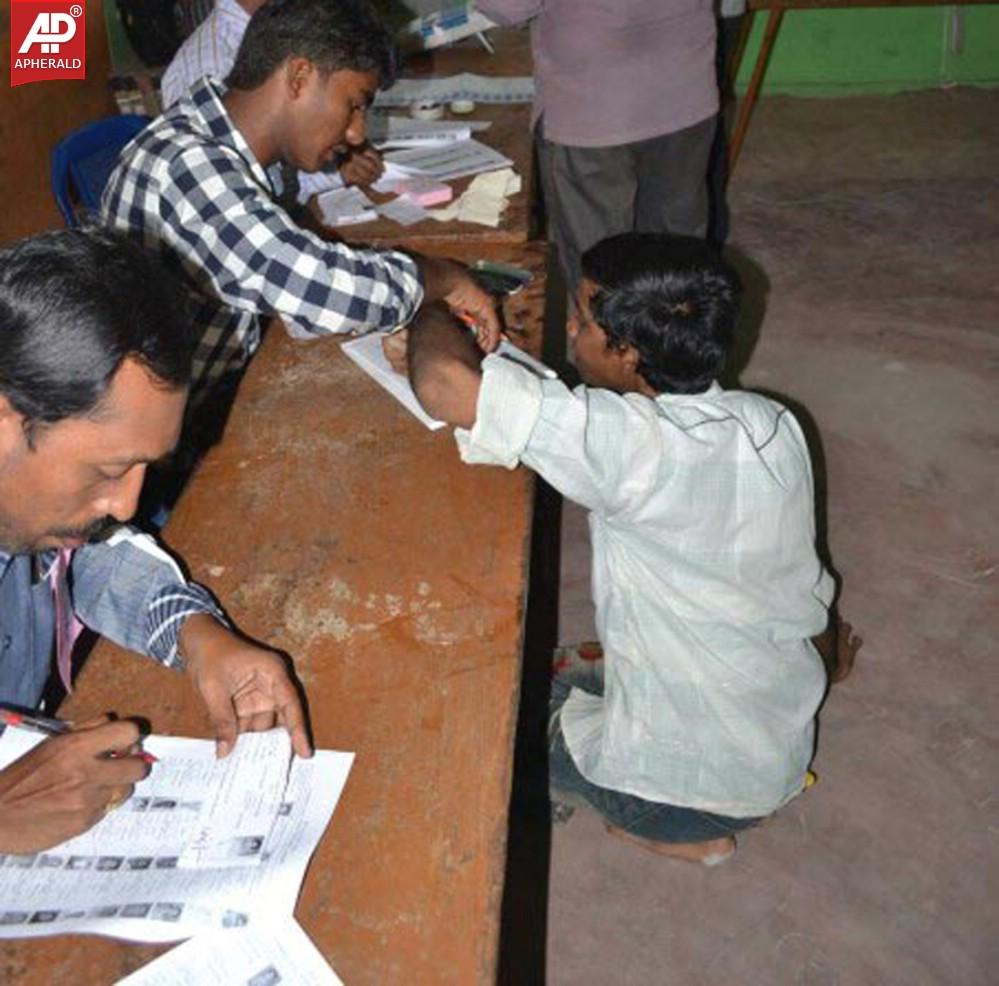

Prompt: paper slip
xmin=377 ymin=196 xmax=430 ymax=227
xmin=116 ymin=920 xmax=342 ymax=985
xmin=428 ymin=168 xmax=521 ymax=228
xmin=375 ymin=74 xmax=534 ymax=107
xmin=368 ymin=116 xmax=477 ymax=148
xmin=316 ymin=186 xmax=378 ymax=226
xmin=382 ymin=139 xmax=512 ymax=184
xmin=0 ymin=727 xmax=353 ymax=943
xmin=179 ymin=729 xmax=290 ymax=869
xmin=342 ymin=332 xmax=557 ymax=431
xmin=370 ymin=161 xmax=426 ymax=195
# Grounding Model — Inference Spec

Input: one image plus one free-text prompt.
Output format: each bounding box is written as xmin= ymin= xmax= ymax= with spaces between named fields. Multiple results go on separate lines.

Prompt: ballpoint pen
xmin=0 ymin=703 xmax=158 ymax=764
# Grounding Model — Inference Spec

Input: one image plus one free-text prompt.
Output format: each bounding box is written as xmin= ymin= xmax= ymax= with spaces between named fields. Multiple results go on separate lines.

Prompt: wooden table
xmin=3 ymin=241 xmax=548 ymax=985
xmin=314 ymin=27 xmax=537 ymax=251
xmin=727 ymin=0 xmax=997 ymax=175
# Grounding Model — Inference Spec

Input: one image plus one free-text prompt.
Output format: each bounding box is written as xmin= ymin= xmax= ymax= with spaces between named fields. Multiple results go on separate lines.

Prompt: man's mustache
xmin=50 ymin=515 xmax=120 ymax=543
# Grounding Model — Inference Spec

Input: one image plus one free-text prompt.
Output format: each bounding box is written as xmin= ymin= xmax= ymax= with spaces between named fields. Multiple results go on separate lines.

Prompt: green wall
xmin=735 ymin=5 xmax=999 ymax=94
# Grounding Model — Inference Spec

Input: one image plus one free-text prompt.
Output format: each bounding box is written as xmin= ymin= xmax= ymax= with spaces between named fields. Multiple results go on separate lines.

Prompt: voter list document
xmin=117 ymin=919 xmax=343 ymax=985
xmin=0 ymin=727 xmax=353 ymax=942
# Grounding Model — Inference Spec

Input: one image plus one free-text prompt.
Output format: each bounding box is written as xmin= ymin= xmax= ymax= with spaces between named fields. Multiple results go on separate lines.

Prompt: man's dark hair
xmin=0 ymin=227 xmax=192 ymax=432
xmin=581 ymin=234 xmax=741 ymax=394
xmin=227 ymin=0 xmax=396 ymax=91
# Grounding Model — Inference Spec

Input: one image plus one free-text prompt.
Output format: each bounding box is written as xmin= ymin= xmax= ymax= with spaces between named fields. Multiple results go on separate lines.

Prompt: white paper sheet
xmin=0 ymin=727 xmax=353 ymax=943
xmin=341 ymin=332 xmax=446 ymax=431
xmin=116 ymin=920 xmax=342 ymax=985
xmin=316 ymin=186 xmax=378 ymax=226
xmin=341 ymin=332 xmax=557 ymax=432
xmin=368 ymin=116 xmax=477 ymax=148
xmin=382 ymin=140 xmax=512 ymax=183
xmin=375 ymin=74 xmax=534 ymax=107
xmin=376 ymin=196 xmax=431 ymax=227
xmin=427 ymin=168 xmax=521 ymax=227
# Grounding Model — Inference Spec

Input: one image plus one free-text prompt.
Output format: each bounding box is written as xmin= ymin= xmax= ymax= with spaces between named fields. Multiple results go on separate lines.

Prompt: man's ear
xmin=0 ymin=395 xmax=28 ymax=455
xmin=284 ymin=57 xmax=315 ymax=100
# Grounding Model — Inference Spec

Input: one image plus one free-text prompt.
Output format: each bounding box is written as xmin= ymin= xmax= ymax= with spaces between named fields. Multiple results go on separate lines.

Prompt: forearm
xmin=408 ymin=303 xmax=483 ymax=427
xmin=71 ymin=531 xmax=225 ymax=668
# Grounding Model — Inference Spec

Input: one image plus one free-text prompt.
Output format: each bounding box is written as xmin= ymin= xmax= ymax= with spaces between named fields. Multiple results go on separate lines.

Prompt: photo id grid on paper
xmin=115 ymin=919 xmax=343 ymax=985
xmin=0 ymin=726 xmax=353 ymax=944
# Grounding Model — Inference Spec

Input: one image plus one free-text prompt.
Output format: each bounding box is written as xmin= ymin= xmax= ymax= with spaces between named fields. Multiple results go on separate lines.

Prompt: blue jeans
xmin=548 ymin=671 xmax=762 ymax=843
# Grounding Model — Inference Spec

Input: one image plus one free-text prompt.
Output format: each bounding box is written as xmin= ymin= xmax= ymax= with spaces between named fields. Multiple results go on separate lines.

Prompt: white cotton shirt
xmin=159 ymin=0 xmax=341 ymax=202
xmin=456 ymin=356 xmax=835 ymax=817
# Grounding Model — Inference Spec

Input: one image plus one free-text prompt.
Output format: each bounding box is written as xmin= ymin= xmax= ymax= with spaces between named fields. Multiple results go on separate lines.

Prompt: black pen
xmin=0 ymin=703 xmax=158 ymax=763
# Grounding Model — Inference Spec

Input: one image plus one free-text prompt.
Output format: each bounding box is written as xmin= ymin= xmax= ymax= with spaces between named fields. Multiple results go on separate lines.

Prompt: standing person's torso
xmin=529 ymin=0 xmax=718 ymax=146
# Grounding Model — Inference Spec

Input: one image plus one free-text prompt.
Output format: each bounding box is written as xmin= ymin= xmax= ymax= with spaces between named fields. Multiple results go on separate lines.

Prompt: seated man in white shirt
xmin=160 ymin=0 xmax=383 ymax=197
xmin=405 ymin=233 xmax=860 ymax=863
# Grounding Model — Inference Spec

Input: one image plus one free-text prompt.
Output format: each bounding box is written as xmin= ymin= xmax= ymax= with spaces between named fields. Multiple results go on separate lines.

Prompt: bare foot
xmin=605 ymin=825 xmax=736 ymax=865
xmin=812 ymin=613 xmax=862 ymax=684
xmin=830 ymin=619 xmax=862 ymax=683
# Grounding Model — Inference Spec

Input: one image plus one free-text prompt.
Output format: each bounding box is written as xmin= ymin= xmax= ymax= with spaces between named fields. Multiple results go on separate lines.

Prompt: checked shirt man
xmin=102 ymin=0 xmax=498 ymax=465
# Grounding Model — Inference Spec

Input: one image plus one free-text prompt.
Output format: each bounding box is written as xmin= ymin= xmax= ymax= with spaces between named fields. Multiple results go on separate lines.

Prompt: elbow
xmin=412 ymin=360 xmax=454 ymax=419
xmin=412 ymin=358 xmax=479 ymax=429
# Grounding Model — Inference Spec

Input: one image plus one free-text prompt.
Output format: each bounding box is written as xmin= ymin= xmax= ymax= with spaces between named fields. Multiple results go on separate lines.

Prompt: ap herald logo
xmin=10 ymin=0 xmax=86 ymax=87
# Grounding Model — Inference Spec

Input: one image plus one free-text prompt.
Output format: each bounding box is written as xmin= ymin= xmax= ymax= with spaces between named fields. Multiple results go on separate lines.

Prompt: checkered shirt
xmin=159 ymin=0 xmax=344 ymax=202
xmin=102 ymin=77 xmax=423 ymax=405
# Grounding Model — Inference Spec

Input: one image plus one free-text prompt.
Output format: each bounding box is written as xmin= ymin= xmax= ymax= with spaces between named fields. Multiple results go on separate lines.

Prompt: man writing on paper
xmin=104 ymin=0 xmax=498 ymax=501
xmin=159 ymin=0 xmax=385 ymax=198
xmin=0 ymin=228 xmax=311 ymax=853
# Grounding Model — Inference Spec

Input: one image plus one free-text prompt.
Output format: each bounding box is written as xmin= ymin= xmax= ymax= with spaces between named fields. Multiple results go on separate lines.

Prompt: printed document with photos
xmin=0 ymin=726 xmax=353 ymax=943
xmin=117 ymin=919 xmax=343 ymax=985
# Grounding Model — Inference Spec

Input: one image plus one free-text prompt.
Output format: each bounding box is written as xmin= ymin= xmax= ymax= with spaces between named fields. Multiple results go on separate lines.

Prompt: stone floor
xmin=543 ymin=88 xmax=998 ymax=986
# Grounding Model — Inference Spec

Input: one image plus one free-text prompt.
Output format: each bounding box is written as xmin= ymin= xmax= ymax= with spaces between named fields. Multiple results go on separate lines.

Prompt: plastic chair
xmin=50 ymin=114 xmax=150 ymax=226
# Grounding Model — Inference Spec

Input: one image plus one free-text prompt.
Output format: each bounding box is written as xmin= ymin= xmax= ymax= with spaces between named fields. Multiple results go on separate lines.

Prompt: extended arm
xmin=71 ymin=529 xmax=310 ymax=758
xmin=155 ymin=146 xmax=423 ymax=336
xmin=408 ymin=302 xmax=485 ymax=428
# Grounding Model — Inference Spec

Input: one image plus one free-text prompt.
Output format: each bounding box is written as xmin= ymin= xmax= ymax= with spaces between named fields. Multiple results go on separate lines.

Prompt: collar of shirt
xmin=184 ymin=77 xmax=274 ymax=196
xmin=653 ymin=381 xmax=723 ymax=406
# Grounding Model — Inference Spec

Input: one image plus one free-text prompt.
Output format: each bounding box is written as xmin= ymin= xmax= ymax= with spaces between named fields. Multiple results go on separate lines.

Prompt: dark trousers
xmin=536 ymin=115 xmax=716 ymax=294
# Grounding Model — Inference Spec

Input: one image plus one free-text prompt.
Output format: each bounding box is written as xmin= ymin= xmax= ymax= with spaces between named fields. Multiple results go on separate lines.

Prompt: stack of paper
xmin=0 ymin=726 xmax=353 ymax=981
xmin=375 ymin=74 xmax=534 ymax=107
xmin=118 ymin=920 xmax=342 ymax=985
xmin=428 ymin=167 xmax=521 ymax=228
xmin=367 ymin=115 xmax=490 ymax=148
xmin=380 ymin=139 xmax=513 ymax=184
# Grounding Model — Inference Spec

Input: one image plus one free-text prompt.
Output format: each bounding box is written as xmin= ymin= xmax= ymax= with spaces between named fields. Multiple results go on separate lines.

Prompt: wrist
xmin=178 ymin=613 xmax=229 ymax=670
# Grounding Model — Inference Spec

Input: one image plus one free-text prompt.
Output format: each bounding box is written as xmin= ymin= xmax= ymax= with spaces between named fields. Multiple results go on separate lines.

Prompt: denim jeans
xmin=548 ymin=668 xmax=763 ymax=843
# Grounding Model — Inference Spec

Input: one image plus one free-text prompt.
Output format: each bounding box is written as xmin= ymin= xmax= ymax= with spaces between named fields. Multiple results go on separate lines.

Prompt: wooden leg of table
xmin=727 ymin=10 xmax=755 ymax=98
xmin=728 ymin=8 xmax=785 ymax=179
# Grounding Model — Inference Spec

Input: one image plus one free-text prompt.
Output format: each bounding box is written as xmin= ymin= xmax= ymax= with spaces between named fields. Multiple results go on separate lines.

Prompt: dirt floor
xmin=545 ymin=87 xmax=998 ymax=986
